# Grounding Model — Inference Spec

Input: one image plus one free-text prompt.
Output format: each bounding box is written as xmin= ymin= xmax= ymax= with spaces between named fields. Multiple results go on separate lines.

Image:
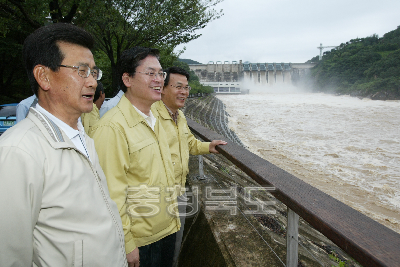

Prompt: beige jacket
xmin=0 ymin=108 xmax=127 ymax=267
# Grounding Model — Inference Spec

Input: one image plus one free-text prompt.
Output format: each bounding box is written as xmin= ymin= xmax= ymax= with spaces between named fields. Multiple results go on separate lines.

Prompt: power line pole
xmin=317 ymin=43 xmax=337 ymax=60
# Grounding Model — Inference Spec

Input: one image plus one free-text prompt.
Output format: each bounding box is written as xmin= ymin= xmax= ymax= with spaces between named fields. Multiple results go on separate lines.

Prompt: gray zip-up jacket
xmin=0 ymin=108 xmax=128 ymax=267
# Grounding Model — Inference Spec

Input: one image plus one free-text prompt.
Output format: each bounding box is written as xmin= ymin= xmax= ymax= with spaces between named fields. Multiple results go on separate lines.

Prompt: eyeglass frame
xmin=170 ymin=84 xmax=192 ymax=92
xmin=58 ymin=64 xmax=103 ymax=80
xmin=137 ymin=71 xmax=167 ymax=80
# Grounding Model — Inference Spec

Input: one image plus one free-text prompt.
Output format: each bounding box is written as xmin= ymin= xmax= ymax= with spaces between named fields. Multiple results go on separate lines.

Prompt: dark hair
xmin=23 ymin=23 xmax=94 ymax=96
xmin=118 ymin=47 xmax=160 ymax=92
xmin=164 ymin=66 xmax=190 ymax=86
xmin=94 ymin=81 xmax=105 ymax=102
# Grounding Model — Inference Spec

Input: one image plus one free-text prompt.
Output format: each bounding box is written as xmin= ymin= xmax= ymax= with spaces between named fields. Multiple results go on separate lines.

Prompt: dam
xmin=188 ymin=61 xmax=316 ymax=93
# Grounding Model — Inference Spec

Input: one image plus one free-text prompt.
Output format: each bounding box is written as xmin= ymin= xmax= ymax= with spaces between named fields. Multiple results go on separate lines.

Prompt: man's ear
xmin=33 ymin=65 xmax=51 ymax=91
xmin=122 ymin=73 xmax=132 ymax=88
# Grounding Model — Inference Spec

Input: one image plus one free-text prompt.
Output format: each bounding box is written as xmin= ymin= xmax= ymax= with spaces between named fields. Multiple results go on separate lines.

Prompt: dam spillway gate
xmin=188 ymin=61 xmax=316 ymax=93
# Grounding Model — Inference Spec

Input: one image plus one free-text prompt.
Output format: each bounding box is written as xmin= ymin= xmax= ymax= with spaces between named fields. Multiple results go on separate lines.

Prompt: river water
xmin=216 ymin=90 xmax=400 ymax=234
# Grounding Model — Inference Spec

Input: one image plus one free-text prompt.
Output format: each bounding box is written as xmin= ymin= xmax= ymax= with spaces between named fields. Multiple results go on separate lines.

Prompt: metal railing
xmin=188 ymin=118 xmax=400 ymax=267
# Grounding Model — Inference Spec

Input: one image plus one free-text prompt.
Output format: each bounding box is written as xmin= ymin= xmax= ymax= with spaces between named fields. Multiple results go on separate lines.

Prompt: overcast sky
xmin=174 ymin=0 xmax=400 ymax=64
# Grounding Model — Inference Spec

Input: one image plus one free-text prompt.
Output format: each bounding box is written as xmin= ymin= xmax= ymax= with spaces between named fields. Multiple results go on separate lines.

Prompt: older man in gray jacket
xmin=0 ymin=23 xmax=127 ymax=266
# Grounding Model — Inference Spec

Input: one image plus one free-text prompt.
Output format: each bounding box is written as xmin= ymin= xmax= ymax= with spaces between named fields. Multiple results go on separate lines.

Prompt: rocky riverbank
xmin=347 ymin=89 xmax=400 ymax=100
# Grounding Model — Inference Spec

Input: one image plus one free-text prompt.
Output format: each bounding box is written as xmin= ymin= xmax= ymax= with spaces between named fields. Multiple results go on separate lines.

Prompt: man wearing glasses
xmin=153 ymin=66 xmax=227 ymax=266
xmin=0 ymin=23 xmax=127 ymax=266
xmin=90 ymin=47 xmax=180 ymax=267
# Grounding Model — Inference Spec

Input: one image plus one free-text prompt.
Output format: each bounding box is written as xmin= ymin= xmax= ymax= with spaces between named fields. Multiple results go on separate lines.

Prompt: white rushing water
xmin=217 ymin=91 xmax=400 ymax=233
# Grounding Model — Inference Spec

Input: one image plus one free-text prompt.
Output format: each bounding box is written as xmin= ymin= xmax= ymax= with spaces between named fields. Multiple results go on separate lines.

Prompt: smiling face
xmin=123 ymin=55 xmax=164 ymax=113
xmin=43 ymin=42 xmax=97 ymax=125
xmin=161 ymin=73 xmax=189 ymax=114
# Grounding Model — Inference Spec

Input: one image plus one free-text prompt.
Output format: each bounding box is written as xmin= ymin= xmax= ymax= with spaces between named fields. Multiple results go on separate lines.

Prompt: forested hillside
xmin=308 ymin=26 xmax=400 ymax=100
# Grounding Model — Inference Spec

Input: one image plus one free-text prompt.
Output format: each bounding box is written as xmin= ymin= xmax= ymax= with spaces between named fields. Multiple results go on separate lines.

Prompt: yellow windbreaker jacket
xmin=89 ymin=95 xmax=180 ymax=254
xmin=153 ymin=100 xmax=210 ymax=189
xmin=81 ymin=103 xmax=100 ymax=134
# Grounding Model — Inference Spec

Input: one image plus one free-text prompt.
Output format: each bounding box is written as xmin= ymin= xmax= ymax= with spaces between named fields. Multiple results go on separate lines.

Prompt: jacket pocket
xmin=73 ymin=240 xmax=83 ymax=267
xmin=180 ymin=130 xmax=189 ymax=153
xmin=128 ymin=138 xmax=159 ymax=184
xmin=129 ymin=138 xmax=156 ymax=168
xmin=130 ymin=138 xmax=156 ymax=153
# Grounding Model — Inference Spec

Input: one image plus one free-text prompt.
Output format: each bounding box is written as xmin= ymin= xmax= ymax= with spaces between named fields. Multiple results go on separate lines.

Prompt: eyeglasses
xmin=137 ymin=71 xmax=166 ymax=80
xmin=170 ymin=84 xmax=191 ymax=92
xmin=58 ymin=64 xmax=103 ymax=80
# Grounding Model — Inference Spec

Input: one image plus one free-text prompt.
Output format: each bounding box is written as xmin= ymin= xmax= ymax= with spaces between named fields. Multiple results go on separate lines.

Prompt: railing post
xmin=198 ymin=155 xmax=204 ymax=179
xmin=286 ymin=208 xmax=299 ymax=267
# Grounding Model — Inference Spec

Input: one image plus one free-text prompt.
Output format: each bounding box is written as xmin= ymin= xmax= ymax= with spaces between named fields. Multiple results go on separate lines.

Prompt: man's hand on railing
xmin=209 ymin=140 xmax=227 ymax=153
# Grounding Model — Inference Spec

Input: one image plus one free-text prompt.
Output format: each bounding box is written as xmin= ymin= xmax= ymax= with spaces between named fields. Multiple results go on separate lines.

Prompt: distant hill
xmin=308 ymin=26 xmax=400 ymax=100
xmin=178 ymin=58 xmax=202 ymax=65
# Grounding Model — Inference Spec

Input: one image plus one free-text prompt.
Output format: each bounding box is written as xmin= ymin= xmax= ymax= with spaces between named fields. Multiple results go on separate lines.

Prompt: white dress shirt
xmin=35 ymin=104 xmax=91 ymax=162
xmin=132 ymin=105 xmax=156 ymax=131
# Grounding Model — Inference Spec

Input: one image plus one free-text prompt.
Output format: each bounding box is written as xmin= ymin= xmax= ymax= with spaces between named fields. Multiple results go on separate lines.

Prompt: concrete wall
xmin=176 ymin=152 xmax=343 ymax=267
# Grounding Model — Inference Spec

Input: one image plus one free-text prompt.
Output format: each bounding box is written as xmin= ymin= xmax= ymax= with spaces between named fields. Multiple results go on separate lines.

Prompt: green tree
xmin=0 ymin=0 xmax=224 ymax=101
xmin=0 ymin=0 xmax=85 ymax=101
xmin=77 ymin=0 xmax=223 ymax=92
xmin=308 ymin=25 xmax=400 ymax=99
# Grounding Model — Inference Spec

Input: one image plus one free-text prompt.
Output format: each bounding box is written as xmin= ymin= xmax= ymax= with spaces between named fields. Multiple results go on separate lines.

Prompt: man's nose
xmin=153 ymin=76 xmax=164 ymax=88
xmin=153 ymin=74 xmax=164 ymax=82
xmin=86 ymin=74 xmax=98 ymax=87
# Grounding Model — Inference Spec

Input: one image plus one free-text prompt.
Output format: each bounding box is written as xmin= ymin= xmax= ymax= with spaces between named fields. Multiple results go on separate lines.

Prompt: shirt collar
xmin=162 ymin=101 xmax=179 ymax=124
xmin=35 ymin=104 xmax=83 ymax=140
xmin=132 ymin=104 xmax=156 ymax=130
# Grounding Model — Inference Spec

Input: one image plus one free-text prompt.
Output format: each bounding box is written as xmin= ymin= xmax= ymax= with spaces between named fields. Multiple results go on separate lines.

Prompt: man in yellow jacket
xmin=153 ymin=66 xmax=227 ymax=266
xmin=90 ymin=47 xmax=180 ymax=267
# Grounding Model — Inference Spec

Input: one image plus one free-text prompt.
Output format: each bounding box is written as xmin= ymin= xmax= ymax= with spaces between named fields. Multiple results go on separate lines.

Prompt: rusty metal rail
xmin=187 ymin=117 xmax=400 ymax=267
